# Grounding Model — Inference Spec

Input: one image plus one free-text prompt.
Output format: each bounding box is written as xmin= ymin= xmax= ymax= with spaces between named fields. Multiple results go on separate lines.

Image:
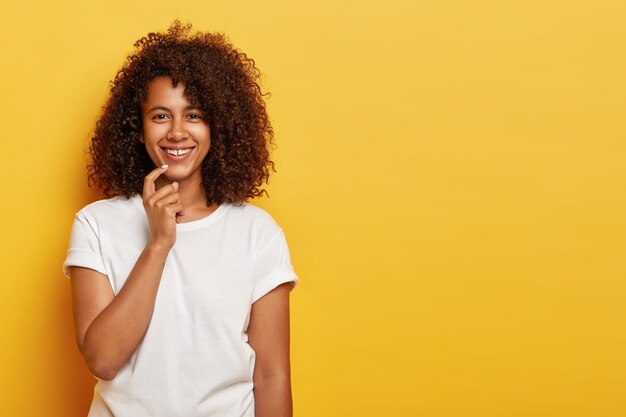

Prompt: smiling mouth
xmin=161 ymin=147 xmax=194 ymax=156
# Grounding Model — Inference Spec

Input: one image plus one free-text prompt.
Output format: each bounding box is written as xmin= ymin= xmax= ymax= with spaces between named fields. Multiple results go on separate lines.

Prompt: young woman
xmin=63 ymin=21 xmax=297 ymax=417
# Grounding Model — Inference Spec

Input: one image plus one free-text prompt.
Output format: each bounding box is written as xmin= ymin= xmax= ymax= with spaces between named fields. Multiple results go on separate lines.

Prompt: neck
xmin=155 ymin=173 xmax=209 ymax=210
xmin=154 ymin=173 xmax=219 ymax=223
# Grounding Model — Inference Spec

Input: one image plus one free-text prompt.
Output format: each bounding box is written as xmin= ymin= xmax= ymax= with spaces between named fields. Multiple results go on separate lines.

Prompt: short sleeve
xmin=62 ymin=212 xmax=107 ymax=278
xmin=252 ymin=228 xmax=298 ymax=303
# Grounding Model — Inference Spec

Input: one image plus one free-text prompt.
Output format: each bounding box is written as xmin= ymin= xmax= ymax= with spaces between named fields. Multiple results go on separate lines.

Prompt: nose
xmin=167 ymin=117 xmax=187 ymax=141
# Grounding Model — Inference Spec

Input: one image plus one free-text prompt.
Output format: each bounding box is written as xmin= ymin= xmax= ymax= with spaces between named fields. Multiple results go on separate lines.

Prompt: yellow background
xmin=1 ymin=1 xmax=625 ymax=416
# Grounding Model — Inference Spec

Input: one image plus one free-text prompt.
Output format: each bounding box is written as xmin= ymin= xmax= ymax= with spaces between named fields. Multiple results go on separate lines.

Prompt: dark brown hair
xmin=88 ymin=20 xmax=275 ymax=203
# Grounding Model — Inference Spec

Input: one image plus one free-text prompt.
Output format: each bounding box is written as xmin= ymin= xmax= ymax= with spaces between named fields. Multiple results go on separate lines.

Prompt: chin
xmin=164 ymin=173 xmax=188 ymax=182
xmin=164 ymin=167 xmax=195 ymax=182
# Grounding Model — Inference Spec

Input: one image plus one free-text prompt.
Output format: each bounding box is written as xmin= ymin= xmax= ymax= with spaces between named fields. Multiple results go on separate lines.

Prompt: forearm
xmin=81 ymin=242 xmax=170 ymax=379
xmin=253 ymin=374 xmax=293 ymax=417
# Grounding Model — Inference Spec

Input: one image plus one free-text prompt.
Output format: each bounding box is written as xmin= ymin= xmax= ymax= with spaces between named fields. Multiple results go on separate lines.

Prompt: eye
xmin=187 ymin=113 xmax=203 ymax=120
xmin=152 ymin=113 xmax=169 ymax=121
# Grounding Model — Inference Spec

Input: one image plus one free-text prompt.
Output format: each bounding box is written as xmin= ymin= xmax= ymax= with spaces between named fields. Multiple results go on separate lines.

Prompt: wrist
xmin=146 ymin=239 xmax=173 ymax=256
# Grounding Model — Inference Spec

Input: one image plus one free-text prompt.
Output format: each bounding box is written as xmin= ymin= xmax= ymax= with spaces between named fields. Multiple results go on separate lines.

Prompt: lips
xmin=164 ymin=148 xmax=192 ymax=156
xmin=160 ymin=146 xmax=195 ymax=161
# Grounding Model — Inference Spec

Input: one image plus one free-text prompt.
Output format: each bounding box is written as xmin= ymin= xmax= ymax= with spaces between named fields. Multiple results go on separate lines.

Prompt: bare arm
xmin=69 ymin=165 xmax=183 ymax=380
xmin=248 ymin=282 xmax=294 ymax=417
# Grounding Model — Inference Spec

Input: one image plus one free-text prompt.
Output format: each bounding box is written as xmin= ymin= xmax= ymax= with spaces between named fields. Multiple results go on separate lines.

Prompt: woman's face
xmin=140 ymin=76 xmax=211 ymax=185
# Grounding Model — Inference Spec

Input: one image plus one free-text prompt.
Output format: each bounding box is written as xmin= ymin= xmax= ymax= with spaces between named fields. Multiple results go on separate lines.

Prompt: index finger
xmin=142 ymin=164 xmax=169 ymax=200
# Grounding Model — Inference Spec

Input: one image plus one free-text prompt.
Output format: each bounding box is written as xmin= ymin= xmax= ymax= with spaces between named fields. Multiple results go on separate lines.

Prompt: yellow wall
xmin=1 ymin=1 xmax=625 ymax=415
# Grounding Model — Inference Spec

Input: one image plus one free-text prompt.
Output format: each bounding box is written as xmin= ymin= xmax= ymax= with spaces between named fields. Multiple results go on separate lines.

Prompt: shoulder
xmin=77 ymin=195 xmax=142 ymax=220
xmin=223 ymin=202 xmax=285 ymax=249
xmin=225 ymin=202 xmax=281 ymax=230
xmin=70 ymin=195 xmax=145 ymax=244
xmin=74 ymin=195 xmax=144 ymax=234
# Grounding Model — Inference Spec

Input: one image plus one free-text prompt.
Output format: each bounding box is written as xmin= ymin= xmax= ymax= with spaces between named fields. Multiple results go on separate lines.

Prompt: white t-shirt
xmin=63 ymin=194 xmax=298 ymax=417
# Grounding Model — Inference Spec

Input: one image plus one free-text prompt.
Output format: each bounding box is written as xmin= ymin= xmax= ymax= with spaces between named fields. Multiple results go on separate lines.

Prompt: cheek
xmin=191 ymin=128 xmax=211 ymax=149
xmin=143 ymin=125 xmax=159 ymax=141
xmin=142 ymin=124 xmax=166 ymax=140
xmin=191 ymin=124 xmax=210 ymax=138
xmin=143 ymin=144 xmax=159 ymax=165
xmin=141 ymin=128 xmax=163 ymax=157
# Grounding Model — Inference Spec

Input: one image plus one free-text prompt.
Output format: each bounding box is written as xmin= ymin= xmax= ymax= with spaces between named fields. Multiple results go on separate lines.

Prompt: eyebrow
xmin=147 ymin=105 xmax=202 ymax=112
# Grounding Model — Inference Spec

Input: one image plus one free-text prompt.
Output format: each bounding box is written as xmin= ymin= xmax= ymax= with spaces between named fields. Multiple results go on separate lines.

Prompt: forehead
xmin=142 ymin=76 xmax=191 ymax=107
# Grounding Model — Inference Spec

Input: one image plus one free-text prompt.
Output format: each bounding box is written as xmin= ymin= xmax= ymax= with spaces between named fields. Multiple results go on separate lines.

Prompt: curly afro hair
xmin=88 ymin=20 xmax=275 ymax=204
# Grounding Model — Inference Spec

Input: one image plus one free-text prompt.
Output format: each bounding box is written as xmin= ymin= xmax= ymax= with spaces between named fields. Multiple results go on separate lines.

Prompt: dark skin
xmin=69 ymin=76 xmax=293 ymax=416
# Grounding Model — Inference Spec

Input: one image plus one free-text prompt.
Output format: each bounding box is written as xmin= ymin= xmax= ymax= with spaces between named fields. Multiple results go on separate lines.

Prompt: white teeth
xmin=165 ymin=148 xmax=192 ymax=156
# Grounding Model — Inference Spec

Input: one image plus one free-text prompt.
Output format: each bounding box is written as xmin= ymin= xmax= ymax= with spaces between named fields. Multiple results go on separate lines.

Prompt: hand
xmin=142 ymin=165 xmax=184 ymax=250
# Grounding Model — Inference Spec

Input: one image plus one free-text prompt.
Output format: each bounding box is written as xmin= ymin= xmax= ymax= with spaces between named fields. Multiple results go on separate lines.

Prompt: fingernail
xmin=161 ymin=164 xmax=168 ymax=169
